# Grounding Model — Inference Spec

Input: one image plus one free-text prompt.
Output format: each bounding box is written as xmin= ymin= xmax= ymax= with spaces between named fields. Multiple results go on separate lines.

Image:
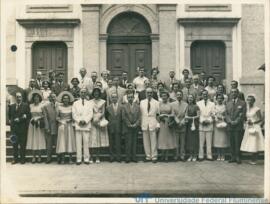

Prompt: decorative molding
xmin=26 ymin=4 xmax=73 ymax=13
xmin=17 ymin=19 xmax=81 ymax=27
xmin=185 ymin=4 xmax=232 ymax=12
xmin=150 ymin=33 xmax=159 ymax=41
xmin=158 ymin=4 xmax=177 ymax=11
xmin=99 ymin=34 xmax=108 ymax=41
xmin=178 ymin=18 xmax=240 ymax=26
xmin=81 ymin=4 xmax=101 ymax=12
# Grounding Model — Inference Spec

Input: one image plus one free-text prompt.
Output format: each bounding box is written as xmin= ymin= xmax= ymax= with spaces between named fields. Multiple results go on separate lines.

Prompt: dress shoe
xmin=20 ymin=159 xmax=26 ymax=164
xmin=152 ymin=159 xmax=157 ymax=163
xmin=198 ymin=158 xmax=204 ymax=162
xmin=228 ymin=159 xmax=236 ymax=163
xmin=37 ymin=157 xmax=42 ymax=163
xmin=46 ymin=158 xmax=51 ymax=164
xmin=206 ymin=158 xmax=214 ymax=161
xmin=76 ymin=162 xmax=81 ymax=165
xmin=31 ymin=157 xmax=36 ymax=164
xmin=132 ymin=159 xmax=138 ymax=163
xmin=84 ymin=161 xmax=89 ymax=165
xmin=236 ymin=159 xmax=242 ymax=164
xmin=11 ymin=160 xmax=18 ymax=165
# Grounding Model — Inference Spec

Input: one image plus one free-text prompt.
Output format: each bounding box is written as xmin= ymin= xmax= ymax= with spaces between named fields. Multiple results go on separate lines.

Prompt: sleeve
xmin=84 ymin=103 xmax=93 ymax=124
xmin=42 ymin=106 xmax=49 ymax=130
xmin=225 ymin=104 xmax=232 ymax=123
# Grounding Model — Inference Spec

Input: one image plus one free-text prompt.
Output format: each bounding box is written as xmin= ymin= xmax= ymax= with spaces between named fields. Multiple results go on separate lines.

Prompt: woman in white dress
xmin=240 ymin=94 xmax=264 ymax=165
xmin=41 ymin=81 xmax=51 ymax=104
xmin=89 ymin=87 xmax=109 ymax=163
xmin=56 ymin=91 xmax=76 ymax=164
xmin=213 ymin=94 xmax=230 ymax=161
xmin=26 ymin=90 xmax=46 ymax=163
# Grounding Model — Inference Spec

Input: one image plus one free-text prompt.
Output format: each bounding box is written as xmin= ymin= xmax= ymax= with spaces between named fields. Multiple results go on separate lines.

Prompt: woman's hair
xmin=151 ymin=67 xmax=160 ymax=75
xmin=157 ymin=81 xmax=165 ymax=88
xmin=61 ymin=94 xmax=70 ymax=103
xmin=160 ymin=90 xmax=170 ymax=98
xmin=215 ymin=93 xmax=224 ymax=100
xmin=247 ymin=95 xmax=256 ymax=102
xmin=31 ymin=93 xmax=42 ymax=103
xmin=187 ymin=94 xmax=196 ymax=104
xmin=92 ymin=88 xmax=101 ymax=98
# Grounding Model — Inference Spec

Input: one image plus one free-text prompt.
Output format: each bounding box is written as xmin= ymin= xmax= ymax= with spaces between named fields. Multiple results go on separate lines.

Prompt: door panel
xmin=32 ymin=42 xmax=67 ymax=82
xmin=191 ymin=41 xmax=225 ymax=84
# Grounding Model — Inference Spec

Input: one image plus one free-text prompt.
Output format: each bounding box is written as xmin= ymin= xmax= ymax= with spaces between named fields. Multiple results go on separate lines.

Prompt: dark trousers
xmin=109 ymin=132 xmax=122 ymax=160
xmin=13 ymin=134 xmax=27 ymax=161
xmin=45 ymin=133 xmax=54 ymax=159
xmin=125 ymin=130 xmax=138 ymax=160
xmin=229 ymin=129 xmax=242 ymax=160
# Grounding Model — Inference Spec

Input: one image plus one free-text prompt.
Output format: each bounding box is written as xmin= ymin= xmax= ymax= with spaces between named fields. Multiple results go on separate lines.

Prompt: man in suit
xmin=120 ymin=71 xmax=129 ymax=88
xmin=72 ymin=88 xmax=93 ymax=165
xmin=51 ymin=72 xmax=69 ymax=96
xmin=106 ymin=93 xmax=123 ymax=162
xmin=35 ymin=71 xmax=43 ymax=90
xmin=48 ymin=69 xmax=56 ymax=89
xmin=226 ymin=88 xmax=246 ymax=164
xmin=182 ymin=78 xmax=198 ymax=102
xmin=197 ymin=90 xmax=215 ymax=161
xmin=138 ymin=79 xmax=158 ymax=101
xmin=78 ymin=68 xmax=92 ymax=95
xmin=171 ymin=90 xmax=188 ymax=161
xmin=199 ymin=71 xmax=207 ymax=87
xmin=164 ymin=70 xmax=180 ymax=91
xmin=100 ymin=71 xmax=109 ymax=90
xmin=8 ymin=92 xmax=30 ymax=164
xmin=180 ymin=69 xmax=191 ymax=86
xmin=122 ymin=90 xmax=141 ymax=163
xmin=43 ymin=93 xmax=58 ymax=163
xmin=140 ymin=87 xmax=160 ymax=163
xmin=107 ymin=76 xmax=126 ymax=105
xmin=192 ymin=74 xmax=204 ymax=101
xmin=228 ymin=80 xmax=245 ymax=101
xmin=24 ymin=79 xmax=37 ymax=103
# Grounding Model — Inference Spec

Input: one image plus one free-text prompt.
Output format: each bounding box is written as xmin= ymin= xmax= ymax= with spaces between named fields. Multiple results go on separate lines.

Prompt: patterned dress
xmin=56 ymin=105 xmax=76 ymax=153
xmin=89 ymin=99 xmax=109 ymax=148
xmin=158 ymin=102 xmax=176 ymax=150
xmin=26 ymin=103 xmax=46 ymax=150
xmin=241 ymin=106 xmax=264 ymax=152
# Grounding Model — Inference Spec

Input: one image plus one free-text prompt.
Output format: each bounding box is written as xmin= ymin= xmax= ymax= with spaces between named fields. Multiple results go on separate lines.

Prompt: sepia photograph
xmin=1 ymin=0 xmax=269 ymax=203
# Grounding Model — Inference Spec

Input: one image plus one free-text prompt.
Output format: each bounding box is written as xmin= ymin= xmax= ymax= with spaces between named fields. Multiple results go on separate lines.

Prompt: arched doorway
xmin=191 ymin=40 xmax=226 ymax=84
xmin=107 ymin=12 xmax=152 ymax=80
xmin=32 ymin=41 xmax=68 ymax=82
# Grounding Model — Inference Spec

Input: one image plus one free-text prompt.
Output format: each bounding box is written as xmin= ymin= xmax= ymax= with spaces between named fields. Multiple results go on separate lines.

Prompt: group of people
xmin=7 ymin=67 xmax=265 ymax=165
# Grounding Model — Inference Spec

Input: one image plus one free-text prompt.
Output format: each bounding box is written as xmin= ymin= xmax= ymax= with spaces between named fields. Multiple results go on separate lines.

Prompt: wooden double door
xmin=191 ymin=41 xmax=225 ymax=84
xmin=107 ymin=43 xmax=152 ymax=81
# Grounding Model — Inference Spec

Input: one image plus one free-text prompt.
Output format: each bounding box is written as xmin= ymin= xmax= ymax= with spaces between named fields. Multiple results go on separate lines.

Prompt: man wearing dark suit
xmin=122 ymin=91 xmax=141 ymax=163
xmin=35 ymin=71 xmax=43 ymax=90
xmin=24 ymin=79 xmax=37 ymax=103
xmin=164 ymin=70 xmax=180 ymax=91
xmin=138 ymin=79 xmax=158 ymax=101
xmin=226 ymin=88 xmax=246 ymax=164
xmin=43 ymin=93 xmax=58 ymax=163
xmin=228 ymin=80 xmax=245 ymax=101
xmin=120 ymin=71 xmax=129 ymax=88
xmin=106 ymin=93 xmax=123 ymax=162
xmin=51 ymin=72 xmax=69 ymax=96
xmin=8 ymin=92 xmax=30 ymax=164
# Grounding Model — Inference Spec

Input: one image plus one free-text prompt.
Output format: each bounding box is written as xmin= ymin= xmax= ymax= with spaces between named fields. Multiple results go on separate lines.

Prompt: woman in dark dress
xmin=70 ymin=77 xmax=81 ymax=101
xmin=185 ymin=94 xmax=200 ymax=162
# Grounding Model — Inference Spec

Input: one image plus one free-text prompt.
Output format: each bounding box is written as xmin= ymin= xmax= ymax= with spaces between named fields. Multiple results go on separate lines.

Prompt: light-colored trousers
xmin=143 ymin=130 xmax=157 ymax=160
xmin=199 ymin=131 xmax=213 ymax=159
xmin=175 ymin=131 xmax=185 ymax=158
xmin=75 ymin=130 xmax=90 ymax=162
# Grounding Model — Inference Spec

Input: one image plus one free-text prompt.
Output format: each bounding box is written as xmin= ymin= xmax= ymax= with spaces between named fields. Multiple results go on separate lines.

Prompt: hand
xmin=14 ymin=118 xmax=19 ymax=122
xmin=81 ymin=120 xmax=86 ymax=126
xmin=22 ymin=114 xmax=27 ymax=119
xmin=247 ymin=119 xmax=253 ymax=125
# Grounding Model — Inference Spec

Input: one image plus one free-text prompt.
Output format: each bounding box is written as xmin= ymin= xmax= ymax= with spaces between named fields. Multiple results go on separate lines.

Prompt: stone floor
xmin=3 ymin=159 xmax=264 ymax=201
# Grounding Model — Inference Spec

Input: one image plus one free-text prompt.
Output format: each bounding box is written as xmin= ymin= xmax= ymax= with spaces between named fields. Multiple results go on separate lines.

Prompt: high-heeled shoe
xmin=31 ymin=157 xmax=36 ymax=164
xmin=37 ymin=157 xmax=42 ymax=163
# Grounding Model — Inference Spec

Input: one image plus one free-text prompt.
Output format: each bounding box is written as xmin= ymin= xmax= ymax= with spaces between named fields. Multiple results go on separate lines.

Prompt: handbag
xmin=248 ymin=124 xmax=257 ymax=134
xmin=99 ymin=117 xmax=108 ymax=127
xmin=10 ymin=134 xmax=17 ymax=144
xmin=39 ymin=118 xmax=45 ymax=129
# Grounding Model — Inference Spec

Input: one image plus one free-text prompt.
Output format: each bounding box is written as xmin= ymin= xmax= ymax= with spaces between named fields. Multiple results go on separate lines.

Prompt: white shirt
xmin=140 ymin=98 xmax=160 ymax=131
xmin=197 ymin=99 xmax=215 ymax=131
xmin=100 ymin=78 xmax=108 ymax=91
xmin=133 ymin=76 xmax=148 ymax=92
xmin=79 ymin=75 xmax=93 ymax=93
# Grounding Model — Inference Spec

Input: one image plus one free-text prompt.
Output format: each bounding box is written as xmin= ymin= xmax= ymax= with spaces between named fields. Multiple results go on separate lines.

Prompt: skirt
xmin=240 ymin=124 xmax=264 ymax=153
xmin=89 ymin=124 xmax=109 ymax=148
xmin=26 ymin=123 xmax=46 ymax=150
xmin=158 ymin=121 xmax=176 ymax=150
xmin=56 ymin=122 xmax=76 ymax=153
xmin=213 ymin=126 xmax=230 ymax=148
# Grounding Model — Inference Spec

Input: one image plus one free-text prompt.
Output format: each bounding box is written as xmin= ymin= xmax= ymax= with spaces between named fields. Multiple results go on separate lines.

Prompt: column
xmin=99 ymin=34 xmax=107 ymax=73
xmin=81 ymin=4 xmax=101 ymax=74
xmin=158 ymin=4 xmax=177 ymax=79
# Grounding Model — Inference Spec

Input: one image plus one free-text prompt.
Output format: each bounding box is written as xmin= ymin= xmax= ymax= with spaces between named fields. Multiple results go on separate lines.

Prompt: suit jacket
xmin=51 ymin=82 xmax=70 ymax=96
xmin=106 ymin=103 xmax=123 ymax=135
xmin=42 ymin=102 xmax=57 ymax=135
xmin=171 ymin=100 xmax=188 ymax=133
xmin=140 ymin=98 xmax=160 ymax=131
xmin=164 ymin=78 xmax=180 ymax=91
xmin=119 ymin=79 xmax=129 ymax=88
xmin=107 ymin=86 xmax=126 ymax=105
xmin=197 ymin=99 xmax=215 ymax=131
xmin=193 ymin=84 xmax=204 ymax=101
xmin=8 ymin=102 xmax=30 ymax=136
xmin=122 ymin=103 xmax=141 ymax=134
xmin=138 ymin=90 xmax=158 ymax=101
xmin=35 ymin=79 xmax=43 ymax=90
xmin=225 ymin=98 xmax=246 ymax=131
xmin=72 ymin=99 xmax=93 ymax=131
xmin=182 ymin=86 xmax=198 ymax=102
xmin=79 ymin=76 xmax=93 ymax=94
xmin=228 ymin=91 xmax=245 ymax=101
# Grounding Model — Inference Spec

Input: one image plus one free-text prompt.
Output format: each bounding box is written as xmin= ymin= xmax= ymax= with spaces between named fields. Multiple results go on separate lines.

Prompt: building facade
xmin=5 ymin=2 xmax=265 ymax=109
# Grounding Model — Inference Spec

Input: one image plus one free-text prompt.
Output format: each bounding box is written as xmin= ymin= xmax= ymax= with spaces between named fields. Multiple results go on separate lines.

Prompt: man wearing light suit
xmin=72 ymin=88 xmax=93 ymax=165
xmin=140 ymin=87 xmax=160 ymax=163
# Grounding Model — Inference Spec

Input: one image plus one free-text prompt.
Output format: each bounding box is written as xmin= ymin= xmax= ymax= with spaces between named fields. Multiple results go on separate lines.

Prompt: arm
xmin=122 ymin=107 xmax=132 ymax=127
xmin=84 ymin=103 xmax=93 ymax=124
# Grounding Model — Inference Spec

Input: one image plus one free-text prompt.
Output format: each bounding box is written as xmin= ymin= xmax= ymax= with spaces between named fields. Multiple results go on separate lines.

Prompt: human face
xmin=139 ymin=69 xmax=144 ymax=77
xmin=187 ymin=95 xmax=194 ymax=104
xmin=71 ymin=80 xmax=79 ymax=87
xmin=113 ymin=77 xmax=119 ymax=86
xmin=231 ymin=81 xmax=238 ymax=89
xmin=30 ymin=80 xmax=36 ymax=88
xmin=49 ymin=93 xmax=56 ymax=103
xmin=62 ymin=95 xmax=70 ymax=106
xmin=16 ymin=93 xmax=22 ymax=103
xmin=108 ymin=80 xmax=113 ymax=88
xmin=172 ymin=84 xmax=178 ymax=92
xmin=247 ymin=96 xmax=255 ymax=106
xmin=58 ymin=74 xmax=64 ymax=82
xmin=217 ymin=95 xmax=224 ymax=104
xmin=217 ymin=85 xmax=224 ymax=93
xmin=185 ymin=79 xmax=191 ymax=88
xmin=169 ymin=71 xmax=175 ymax=78
xmin=37 ymin=73 xmax=42 ymax=80
xmin=183 ymin=70 xmax=189 ymax=78
xmin=33 ymin=94 xmax=40 ymax=104
xmin=161 ymin=93 xmax=168 ymax=102
xmin=231 ymin=89 xmax=238 ymax=99
xmin=193 ymin=78 xmax=199 ymax=85
xmin=122 ymin=73 xmax=127 ymax=80
xmin=91 ymin=73 xmax=97 ymax=82
xmin=111 ymin=94 xmax=118 ymax=103
xmin=176 ymin=91 xmax=183 ymax=101
xmin=146 ymin=88 xmax=153 ymax=99
xmin=152 ymin=70 xmax=157 ymax=77
xmin=43 ymin=82 xmax=49 ymax=89
xmin=96 ymin=82 xmax=103 ymax=89
xmin=80 ymin=90 xmax=87 ymax=99
xmin=158 ymin=83 xmax=164 ymax=91
xmin=144 ymin=80 xmax=151 ymax=88
xmin=208 ymin=78 xmax=214 ymax=86
xmin=202 ymin=91 xmax=208 ymax=101
xmin=127 ymin=93 xmax=134 ymax=104
xmin=80 ymin=69 xmax=87 ymax=78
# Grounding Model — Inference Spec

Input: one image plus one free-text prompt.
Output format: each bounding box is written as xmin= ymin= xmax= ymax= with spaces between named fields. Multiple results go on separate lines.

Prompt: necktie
xmin=82 ymin=99 xmax=84 ymax=106
xmin=147 ymin=99 xmax=151 ymax=113
xmin=16 ymin=104 xmax=19 ymax=111
xmin=116 ymin=87 xmax=118 ymax=97
xmin=205 ymin=100 xmax=207 ymax=106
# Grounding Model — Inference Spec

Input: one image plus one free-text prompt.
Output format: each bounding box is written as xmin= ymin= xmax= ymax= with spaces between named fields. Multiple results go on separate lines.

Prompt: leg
xmin=229 ymin=130 xmax=236 ymax=161
xmin=132 ymin=130 xmax=138 ymax=161
xmin=206 ymin=131 xmax=213 ymax=159
xmin=75 ymin=130 xmax=82 ymax=163
xmin=179 ymin=132 xmax=186 ymax=160
xmin=199 ymin=131 xmax=206 ymax=159
xmin=125 ymin=132 xmax=132 ymax=161
xmin=109 ymin=132 xmax=115 ymax=160
xmin=234 ymin=130 xmax=242 ymax=162
xmin=82 ymin=131 xmax=90 ymax=163
xmin=12 ymin=141 xmax=19 ymax=164
xmin=149 ymin=130 xmax=158 ymax=161
xmin=115 ymin=132 xmax=122 ymax=161
xmin=174 ymin=131 xmax=180 ymax=160
xmin=142 ymin=130 xmax=151 ymax=160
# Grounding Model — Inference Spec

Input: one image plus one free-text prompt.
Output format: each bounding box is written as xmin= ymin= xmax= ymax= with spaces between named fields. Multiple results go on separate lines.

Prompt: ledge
xmin=17 ymin=18 xmax=81 ymax=27
xmin=81 ymin=4 xmax=101 ymax=12
xmin=240 ymin=76 xmax=265 ymax=85
xmin=185 ymin=4 xmax=232 ymax=12
xmin=158 ymin=4 xmax=177 ymax=11
xmin=178 ymin=17 xmax=240 ymax=25
xmin=26 ymin=4 xmax=73 ymax=13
